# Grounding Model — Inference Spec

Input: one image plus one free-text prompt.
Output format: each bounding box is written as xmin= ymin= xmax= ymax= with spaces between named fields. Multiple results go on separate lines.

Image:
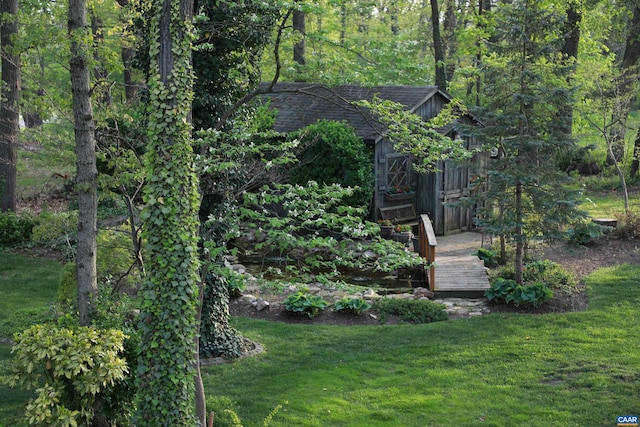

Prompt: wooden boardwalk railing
xmin=416 ymin=216 xmax=490 ymax=296
xmin=417 ymin=214 xmax=437 ymax=290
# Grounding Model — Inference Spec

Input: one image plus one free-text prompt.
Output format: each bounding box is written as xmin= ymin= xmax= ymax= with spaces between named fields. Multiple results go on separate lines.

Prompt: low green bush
xmin=0 ymin=211 xmax=35 ymax=247
xmin=475 ymin=247 xmax=499 ymax=268
xmin=485 ymin=277 xmax=553 ymax=307
xmin=9 ymin=324 xmax=129 ymax=427
xmin=31 ymin=209 xmax=78 ymax=254
xmin=374 ymin=298 xmax=448 ymax=324
xmin=522 ymin=259 xmax=576 ymax=290
xmin=283 ymin=292 xmax=329 ymax=319
xmin=334 ymin=297 xmax=372 ymax=315
xmin=564 ymin=220 xmax=605 ymax=245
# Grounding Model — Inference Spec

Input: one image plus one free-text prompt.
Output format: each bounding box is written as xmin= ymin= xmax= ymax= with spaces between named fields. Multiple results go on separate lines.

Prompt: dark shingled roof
xmin=258 ymin=82 xmax=448 ymax=141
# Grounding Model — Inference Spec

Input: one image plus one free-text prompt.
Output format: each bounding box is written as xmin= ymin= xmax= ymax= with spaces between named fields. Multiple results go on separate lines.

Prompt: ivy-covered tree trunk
xmin=136 ymin=0 xmax=202 ymax=424
xmin=69 ymin=0 xmax=98 ymax=326
xmin=0 ymin=0 xmax=20 ymax=213
xmin=199 ymin=270 xmax=246 ymax=359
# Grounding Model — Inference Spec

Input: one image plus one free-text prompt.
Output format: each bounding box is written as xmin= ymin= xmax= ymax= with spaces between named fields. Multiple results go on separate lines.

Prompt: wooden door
xmin=440 ymin=160 xmax=470 ymax=234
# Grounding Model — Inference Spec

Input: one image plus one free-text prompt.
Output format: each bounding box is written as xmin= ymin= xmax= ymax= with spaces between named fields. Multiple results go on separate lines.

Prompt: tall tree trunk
xmin=116 ymin=0 xmax=138 ymax=103
xmin=556 ymin=0 xmax=581 ymax=136
xmin=69 ymin=0 xmax=98 ymax=327
xmin=0 ymin=0 xmax=20 ymax=213
xmin=23 ymin=56 xmax=44 ymax=128
xmin=293 ymin=5 xmax=306 ymax=69
xmin=442 ymin=0 xmax=457 ymax=83
xmin=91 ymin=13 xmax=112 ymax=107
xmin=136 ymin=0 xmax=203 ymax=424
xmin=609 ymin=5 xmax=640 ymax=165
xmin=431 ymin=0 xmax=447 ymax=88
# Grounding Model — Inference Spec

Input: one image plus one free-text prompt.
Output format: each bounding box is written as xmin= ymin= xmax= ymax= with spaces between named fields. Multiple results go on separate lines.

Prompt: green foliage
xmin=221 ymin=267 xmax=246 ymax=298
xmin=237 ymin=182 xmax=426 ymax=284
xmin=96 ymin=226 xmax=139 ymax=291
xmin=206 ymin=396 xmax=242 ymax=427
xmin=0 ymin=211 xmax=35 ymax=247
xmin=485 ymin=277 xmax=518 ymax=302
xmin=9 ymin=324 xmax=129 ymax=427
xmin=204 ymin=396 xmax=286 ymax=427
xmin=485 ymin=277 xmax=553 ymax=307
xmin=199 ymin=269 xmax=247 ymax=359
xmin=470 ymin=0 xmax=588 ymax=282
xmin=334 ymin=297 xmax=372 ymax=315
xmin=356 ymin=97 xmax=470 ymax=174
xmin=287 ymin=120 xmax=374 ymax=210
xmin=136 ymin=0 xmax=201 ymax=422
xmin=475 ymin=247 xmax=499 ymax=268
xmin=283 ymin=292 xmax=329 ymax=319
xmin=522 ymin=260 xmax=577 ymax=290
xmin=564 ymin=220 xmax=606 ymax=246
xmin=374 ymin=298 xmax=448 ymax=324
xmin=57 ymin=262 xmax=77 ymax=303
xmin=31 ymin=210 xmax=78 ymax=253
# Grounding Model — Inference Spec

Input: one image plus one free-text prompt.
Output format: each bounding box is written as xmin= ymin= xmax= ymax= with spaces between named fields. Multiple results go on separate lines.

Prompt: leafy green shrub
xmin=374 ymin=298 xmax=448 ymax=324
xmin=475 ymin=247 xmax=499 ymax=268
xmin=492 ymin=265 xmax=515 ymax=281
xmin=31 ymin=209 xmax=78 ymax=251
xmin=485 ymin=277 xmax=518 ymax=302
xmin=523 ymin=260 xmax=576 ymax=290
xmin=96 ymin=226 xmax=139 ymax=291
xmin=218 ymin=266 xmax=246 ymax=298
xmin=57 ymin=262 xmax=77 ymax=303
xmin=0 ymin=211 xmax=35 ymax=247
xmin=237 ymin=182 xmax=427 ymax=284
xmin=9 ymin=324 xmax=129 ymax=427
xmin=334 ymin=297 xmax=372 ymax=315
xmin=564 ymin=220 xmax=605 ymax=245
xmin=485 ymin=277 xmax=553 ymax=307
xmin=287 ymin=120 xmax=374 ymax=210
xmin=283 ymin=292 xmax=329 ymax=318
xmin=511 ymin=282 xmax=553 ymax=307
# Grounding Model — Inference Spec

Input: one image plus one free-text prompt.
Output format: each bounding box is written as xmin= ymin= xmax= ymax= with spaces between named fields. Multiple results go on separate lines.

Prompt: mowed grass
xmin=1 ymin=253 xmax=639 ymax=426
xmin=0 ymin=251 xmax=61 ymax=338
xmin=581 ymin=191 xmax=640 ymax=218
xmin=202 ymin=265 xmax=639 ymax=427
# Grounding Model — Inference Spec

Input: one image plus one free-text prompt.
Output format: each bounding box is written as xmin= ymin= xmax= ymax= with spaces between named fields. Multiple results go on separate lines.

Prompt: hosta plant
xmin=283 ymin=292 xmax=329 ymax=319
xmin=334 ymin=297 xmax=372 ymax=315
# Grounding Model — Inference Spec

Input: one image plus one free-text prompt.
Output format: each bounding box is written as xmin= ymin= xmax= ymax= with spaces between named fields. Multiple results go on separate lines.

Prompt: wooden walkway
xmin=432 ymin=232 xmax=490 ymax=297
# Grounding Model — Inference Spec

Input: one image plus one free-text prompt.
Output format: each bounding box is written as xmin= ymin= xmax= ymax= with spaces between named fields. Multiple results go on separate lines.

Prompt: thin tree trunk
xmin=0 ymin=0 xmax=20 ymax=213
xmin=514 ymin=181 xmax=524 ymax=285
xmin=609 ymin=5 xmax=640 ymax=165
xmin=69 ymin=0 xmax=98 ymax=326
xmin=431 ymin=0 xmax=447 ymax=88
xmin=557 ymin=0 xmax=581 ymax=136
xmin=293 ymin=5 xmax=306 ymax=70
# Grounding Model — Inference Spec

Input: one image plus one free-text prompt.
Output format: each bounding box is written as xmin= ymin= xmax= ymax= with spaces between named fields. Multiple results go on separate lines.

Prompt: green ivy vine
xmin=135 ymin=0 xmax=201 ymax=424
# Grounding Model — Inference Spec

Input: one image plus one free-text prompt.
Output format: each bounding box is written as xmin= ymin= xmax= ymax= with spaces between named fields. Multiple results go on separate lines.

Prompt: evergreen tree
xmin=473 ymin=0 xmax=586 ymax=285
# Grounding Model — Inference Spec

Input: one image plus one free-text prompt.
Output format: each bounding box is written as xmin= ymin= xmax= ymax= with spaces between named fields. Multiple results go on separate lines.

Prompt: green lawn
xmin=1 ymin=253 xmax=639 ymax=427
xmin=0 ymin=251 xmax=61 ymax=338
xmin=580 ymin=191 xmax=640 ymax=218
xmin=204 ymin=266 xmax=639 ymax=426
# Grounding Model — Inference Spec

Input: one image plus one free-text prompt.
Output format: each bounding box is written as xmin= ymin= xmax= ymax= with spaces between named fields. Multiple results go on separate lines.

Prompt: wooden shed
xmin=258 ymin=82 xmax=484 ymax=235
